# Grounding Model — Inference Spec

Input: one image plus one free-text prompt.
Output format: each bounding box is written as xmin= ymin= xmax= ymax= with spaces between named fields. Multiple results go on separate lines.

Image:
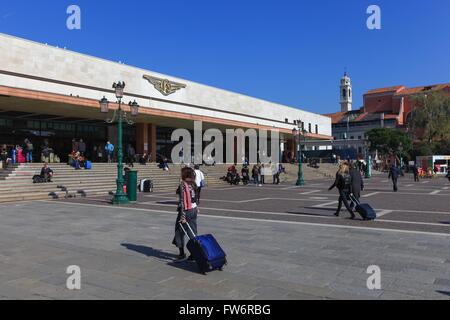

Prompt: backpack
xmin=33 ymin=175 xmax=45 ymax=184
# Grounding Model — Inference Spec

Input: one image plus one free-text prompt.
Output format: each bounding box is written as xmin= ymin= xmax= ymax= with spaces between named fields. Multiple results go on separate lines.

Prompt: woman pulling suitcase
xmin=172 ymin=167 xmax=199 ymax=262
xmin=328 ymin=161 xmax=356 ymax=219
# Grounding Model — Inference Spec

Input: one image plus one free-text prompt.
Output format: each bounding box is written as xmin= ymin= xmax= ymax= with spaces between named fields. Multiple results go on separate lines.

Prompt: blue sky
xmin=1 ymin=0 xmax=449 ymax=114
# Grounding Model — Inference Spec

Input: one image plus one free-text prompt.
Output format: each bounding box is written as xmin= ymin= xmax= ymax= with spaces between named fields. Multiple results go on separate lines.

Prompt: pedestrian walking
xmin=252 ymin=165 xmax=259 ymax=186
xmin=105 ymin=141 xmax=114 ymax=163
xmin=97 ymin=145 xmax=104 ymax=162
xmin=260 ymin=164 xmax=265 ymax=185
xmin=388 ymin=164 xmax=400 ymax=192
xmin=172 ymin=167 xmax=199 ymax=262
xmin=272 ymin=163 xmax=280 ymax=185
xmin=328 ymin=162 xmax=356 ymax=219
xmin=412 ymin=165 xmax=420 ymax=182
xmin=194 ymin=165 xmax=205 ymax=204
xmin=127 ymin=144 xmax=135 ymax=168
xmin=72 ymin=139 xmax=79 ymax=153
xmin=78 ymin=139 xmax=86 ymax=157
xmin=179 ymin=148 xmax=184 ymax=164
xmin=24 ymin=139 xmax=33 ymax=163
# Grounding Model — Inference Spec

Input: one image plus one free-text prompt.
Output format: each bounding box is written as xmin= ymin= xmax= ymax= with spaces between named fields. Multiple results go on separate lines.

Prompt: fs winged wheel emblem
xmin=143 ymin=75 xmax=187 ymax=96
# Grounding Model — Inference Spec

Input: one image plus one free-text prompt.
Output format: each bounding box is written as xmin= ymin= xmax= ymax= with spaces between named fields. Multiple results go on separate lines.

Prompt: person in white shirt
xmin=194 ymin=165 xmax=205 ymax=204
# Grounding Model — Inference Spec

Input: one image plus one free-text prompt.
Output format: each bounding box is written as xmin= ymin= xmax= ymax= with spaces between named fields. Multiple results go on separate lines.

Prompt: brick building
xmin=324 ymin=75 xmax=450 ymax=158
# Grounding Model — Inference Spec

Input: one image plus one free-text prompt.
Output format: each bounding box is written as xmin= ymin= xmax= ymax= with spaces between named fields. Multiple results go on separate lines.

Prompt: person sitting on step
xmin=40 ymin=163 xmax=54 ymax=183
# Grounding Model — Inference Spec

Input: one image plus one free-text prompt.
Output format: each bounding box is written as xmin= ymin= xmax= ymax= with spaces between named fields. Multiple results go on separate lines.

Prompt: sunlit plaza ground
xmin=1 ymin=174 xmax=449 ymax=300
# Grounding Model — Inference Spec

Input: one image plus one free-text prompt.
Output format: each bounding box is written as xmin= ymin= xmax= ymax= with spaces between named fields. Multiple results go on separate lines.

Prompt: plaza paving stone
xmin=0 ymin=175 xmax=449 ymax=300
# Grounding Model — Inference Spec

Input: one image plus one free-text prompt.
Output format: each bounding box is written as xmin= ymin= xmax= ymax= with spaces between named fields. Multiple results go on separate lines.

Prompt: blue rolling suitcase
xmin=179 ymin=222 xmax=227 ymax=275
xmin=350 ymin=194 xmax=377 ymax=221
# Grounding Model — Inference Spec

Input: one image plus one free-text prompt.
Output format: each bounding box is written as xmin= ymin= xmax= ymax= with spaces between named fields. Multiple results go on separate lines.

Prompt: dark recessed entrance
xmin=0 ymin=109 xmax=136 ymax=162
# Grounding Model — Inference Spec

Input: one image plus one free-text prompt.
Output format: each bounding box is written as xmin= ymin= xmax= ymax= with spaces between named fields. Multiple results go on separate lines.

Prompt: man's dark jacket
xmin=349 ymin=167 xmax=364 ymax=197
xmin=388 ymin=166 xmax=399 ymax=180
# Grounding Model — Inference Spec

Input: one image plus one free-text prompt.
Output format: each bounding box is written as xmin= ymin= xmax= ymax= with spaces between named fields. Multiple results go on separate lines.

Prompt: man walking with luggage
xmin=388 ymin=164 xmax=400 ymax=192
xmin=349 ymin=162 xmax=364 ymax=210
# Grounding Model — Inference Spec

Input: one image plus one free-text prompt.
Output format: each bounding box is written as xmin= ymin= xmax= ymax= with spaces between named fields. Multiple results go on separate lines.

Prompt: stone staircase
xmin=0 ymin=163 xmax=226 ymax=203
xmin=0 ymin=162 xmax=339 ymax=203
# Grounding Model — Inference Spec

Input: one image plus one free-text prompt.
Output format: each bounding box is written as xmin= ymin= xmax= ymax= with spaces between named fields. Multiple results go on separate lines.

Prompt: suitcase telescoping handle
xmin=179 ymin=220 xmax=197 ymax=240
xmin=349 ymin=194 xmax=361 ymax=206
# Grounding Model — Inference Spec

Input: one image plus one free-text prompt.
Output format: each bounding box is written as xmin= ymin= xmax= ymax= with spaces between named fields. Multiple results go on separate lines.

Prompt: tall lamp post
xmin=364 ymin=139 xmax=372 ymax=179
xmin=398 ymin=142 xmax=404 ymax=170
xmin=292 ymin=121 xmax=305 ymax=186
xmin=99 ymin=82 xmax=139 ymax=205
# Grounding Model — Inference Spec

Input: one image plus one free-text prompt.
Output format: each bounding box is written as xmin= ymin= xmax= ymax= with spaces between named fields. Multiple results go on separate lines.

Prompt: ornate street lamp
xmin=364 ymin=139 xmax=372 ymax=179
xmin=99 ymin=82 xmax=139 ymax=205
xmin=398 ymin=142 xmax=404 ymax=169
xmin=292 ymin=120 xmax=305 ymax=186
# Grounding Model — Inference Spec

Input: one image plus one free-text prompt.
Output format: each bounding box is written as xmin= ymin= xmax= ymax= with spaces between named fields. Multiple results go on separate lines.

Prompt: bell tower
xmin=340 ymin=72 xmax=352 ymax=112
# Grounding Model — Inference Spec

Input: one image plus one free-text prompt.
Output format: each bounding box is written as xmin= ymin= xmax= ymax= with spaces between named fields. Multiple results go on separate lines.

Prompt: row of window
xmin=0 ymin=119 xmax=13 ymax=127
xmin=26 ymin=120 xmax=105 ymax=133
xmin=333 ymin=134 xmax=364 ymax=140
xmin=286 ymin=119 xmax=319 ymax=134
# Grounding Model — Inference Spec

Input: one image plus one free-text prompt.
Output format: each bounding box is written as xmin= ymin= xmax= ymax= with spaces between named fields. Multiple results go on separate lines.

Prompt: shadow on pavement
xmin=167 ymin=260 xmax=202 ymax=274
xmin=306 ymin=207 xmax=337 ymax=212
xmin=156 ymin=201 xmax=178 ymax=205
xmin=121 ymin=243 xmax=178 ymax=261
xmin=122 ymin=243 xmax=202 ymax=274
xmin=285 ymin=211 xmax=332 ymax=217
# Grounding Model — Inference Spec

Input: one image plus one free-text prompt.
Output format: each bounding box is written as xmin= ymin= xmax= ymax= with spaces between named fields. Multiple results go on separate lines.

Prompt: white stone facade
xmin=0 ymin=33 xmax=331 ymax=136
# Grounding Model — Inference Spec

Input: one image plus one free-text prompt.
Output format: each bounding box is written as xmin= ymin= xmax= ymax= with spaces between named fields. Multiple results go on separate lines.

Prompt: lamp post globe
xmin=113 ymin=81 xmax=125 ymax=100
xmin=129 ymin=100 xmax=139 ymax=117
xmin=99 ymin=96 xmax=109 ymax=113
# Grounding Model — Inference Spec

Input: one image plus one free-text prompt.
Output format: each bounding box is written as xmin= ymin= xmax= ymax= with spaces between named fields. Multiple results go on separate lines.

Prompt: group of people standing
xmin=225 ymin=163 xmax=285 ymax=186
xmin=0 ymin=139 xmax=35 ymax=167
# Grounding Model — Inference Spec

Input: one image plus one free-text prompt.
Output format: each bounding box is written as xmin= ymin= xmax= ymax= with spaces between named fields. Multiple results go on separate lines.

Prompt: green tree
xmin=412 ymin=92 xmax=450 ymax=144
xmin=367 ymin=128 xmax=412 ymax=159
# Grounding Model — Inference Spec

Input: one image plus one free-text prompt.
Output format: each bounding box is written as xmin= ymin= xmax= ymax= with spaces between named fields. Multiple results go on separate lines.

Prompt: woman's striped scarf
xmin=182 ymin=182 xmax=193 ymax=211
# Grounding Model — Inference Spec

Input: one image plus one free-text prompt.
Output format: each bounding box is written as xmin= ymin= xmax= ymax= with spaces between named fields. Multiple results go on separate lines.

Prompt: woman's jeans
xmin=26 ymin=152 xmax=33 ymax=163
xmin=336 ymin=189 xmax=354 ymax=216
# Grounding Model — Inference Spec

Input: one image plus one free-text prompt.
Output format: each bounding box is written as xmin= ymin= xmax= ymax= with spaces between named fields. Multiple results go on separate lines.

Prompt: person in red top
xmin=172 ymin=167 xmax=199 ymax=262
xmin=16 ymin=146 xmax=26 ymax=164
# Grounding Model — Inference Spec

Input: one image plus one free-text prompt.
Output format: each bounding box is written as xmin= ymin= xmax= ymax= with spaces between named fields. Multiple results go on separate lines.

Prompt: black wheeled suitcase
xmin=179 ymin=222 xmax=227 ymax=275
xmin=350 ymin=194 xmax=377 ymax=221
xmin=139 ymin=179 xmax=153 ymax=193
